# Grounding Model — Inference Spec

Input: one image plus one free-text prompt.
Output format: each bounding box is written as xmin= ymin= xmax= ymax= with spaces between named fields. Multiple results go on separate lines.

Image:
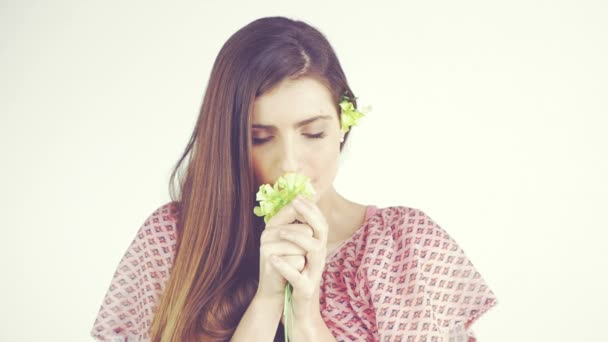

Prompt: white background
xmin=1 ymin=0 xmax=607 ymax=341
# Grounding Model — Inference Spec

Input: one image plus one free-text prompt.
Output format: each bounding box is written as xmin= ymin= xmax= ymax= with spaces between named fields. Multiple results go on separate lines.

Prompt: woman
xmin=90 ymin=16 xmax=497 ymax=341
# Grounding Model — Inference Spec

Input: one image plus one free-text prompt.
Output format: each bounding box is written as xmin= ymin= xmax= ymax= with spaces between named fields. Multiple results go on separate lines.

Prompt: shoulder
xmin=367 ymin=205 xmax=437 ymax=236
xmin=135 ymin=201 xmax=181 ymax=245
xmin=368 ymin=205 xmax=430 ymax=223
xmin=367 ymin=205 xmax=456 ymax=254
xmin=146 ymin=200 xmax=181 ymax=227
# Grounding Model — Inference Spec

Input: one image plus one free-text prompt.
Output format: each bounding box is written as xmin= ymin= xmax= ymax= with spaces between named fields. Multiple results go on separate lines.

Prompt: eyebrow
xmin=252 ymin=115 xmax=332 ymax=131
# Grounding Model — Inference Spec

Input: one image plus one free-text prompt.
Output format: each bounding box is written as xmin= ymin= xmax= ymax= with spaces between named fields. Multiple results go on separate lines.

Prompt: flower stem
xmin=284 ymin=283 xmax=294 ymax=342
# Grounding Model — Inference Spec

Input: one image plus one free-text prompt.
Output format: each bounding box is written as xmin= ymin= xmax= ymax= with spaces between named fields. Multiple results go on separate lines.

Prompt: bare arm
xmin=292 ymin=312 xmax=337 ymax=342
xmin=231 ymin=294 xmax=284 ymax=342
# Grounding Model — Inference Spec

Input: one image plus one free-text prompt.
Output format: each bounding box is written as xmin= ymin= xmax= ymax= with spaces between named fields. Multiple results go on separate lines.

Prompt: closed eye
xmin=307 ymin=132 xmax=326 ymax=139
xmin=252 ymin=132 xmax=326 ymax=145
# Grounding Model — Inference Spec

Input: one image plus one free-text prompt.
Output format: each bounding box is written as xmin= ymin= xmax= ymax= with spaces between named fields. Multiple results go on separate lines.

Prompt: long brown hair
xmin=149 ymin=16 xmax=358 ymax=341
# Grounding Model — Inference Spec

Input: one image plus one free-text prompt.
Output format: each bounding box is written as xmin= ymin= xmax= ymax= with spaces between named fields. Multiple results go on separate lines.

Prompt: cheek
xmin=309 ymin=148 xmax=337 ymax=166
xmin=251 ymin=151 xmax=271 ymax=184
xmin=306 ymin=144 xmax=340 ymax=181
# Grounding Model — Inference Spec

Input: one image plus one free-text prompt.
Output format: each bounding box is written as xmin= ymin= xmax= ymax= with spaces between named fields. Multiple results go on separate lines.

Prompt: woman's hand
xmin=256 ymin=201 xmax=313 ymax=303
xmin=268 ymin=194 xmax=329 ymax=324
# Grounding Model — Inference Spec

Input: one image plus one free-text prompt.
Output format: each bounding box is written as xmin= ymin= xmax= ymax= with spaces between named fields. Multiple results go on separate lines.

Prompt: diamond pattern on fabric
xmin=320 ymin=206 xmax=497 ymax=341
xmin=90 ymin=202 xmax=179 ymax=341
xmin=90 ymin=203 xmax=497 ymax=341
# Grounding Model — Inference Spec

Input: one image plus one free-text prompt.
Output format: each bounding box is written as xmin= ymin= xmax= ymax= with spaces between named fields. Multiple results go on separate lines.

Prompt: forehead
xmin=252 ymin=77 xmax=337 ymax=124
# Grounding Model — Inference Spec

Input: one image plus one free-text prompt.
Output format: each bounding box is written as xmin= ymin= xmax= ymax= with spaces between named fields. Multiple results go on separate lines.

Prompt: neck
xmin=314 ymin=185 xmax=351 ymax=244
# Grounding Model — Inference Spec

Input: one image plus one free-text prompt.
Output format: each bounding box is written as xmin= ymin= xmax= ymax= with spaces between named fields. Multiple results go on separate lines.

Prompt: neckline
xmin=325 ymin=205 xmax=378 ymax=262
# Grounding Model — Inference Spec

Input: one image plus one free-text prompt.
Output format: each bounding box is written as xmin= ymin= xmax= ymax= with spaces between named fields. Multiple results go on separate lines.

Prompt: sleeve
xmin=416 ymin=209 xmax=498 ymax=341
xmin=89 ymin=202 xmax=179 ymax=341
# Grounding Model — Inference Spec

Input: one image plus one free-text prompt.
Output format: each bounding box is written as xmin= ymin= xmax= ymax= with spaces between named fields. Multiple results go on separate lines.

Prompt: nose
xmin=278 ymin=136 xmax=301 ymax=174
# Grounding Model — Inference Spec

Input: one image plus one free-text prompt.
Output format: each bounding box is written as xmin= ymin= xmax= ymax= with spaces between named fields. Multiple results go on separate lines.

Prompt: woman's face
xmin=250 ymin=76 xmax=342 ymax=202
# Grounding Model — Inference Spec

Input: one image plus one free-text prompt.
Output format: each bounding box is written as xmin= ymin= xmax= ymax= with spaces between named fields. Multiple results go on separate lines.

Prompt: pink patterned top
xmin=90 ymin=202 xmax=497 ymax=341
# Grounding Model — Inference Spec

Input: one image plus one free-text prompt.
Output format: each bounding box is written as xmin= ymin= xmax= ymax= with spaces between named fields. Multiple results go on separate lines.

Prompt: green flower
xmin=339 ymin=93 xmax=372 ymax=134
xmin=253 ymin=172 xmax=316 ymax=223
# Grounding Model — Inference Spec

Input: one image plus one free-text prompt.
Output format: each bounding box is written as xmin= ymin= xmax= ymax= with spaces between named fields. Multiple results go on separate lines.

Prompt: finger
xmin=280 ymin=229 xmax=326 ymax=276
xmin=282 ymin=224 xmax=314 ymax=236
xmin=265 ymin=203 xmax=296 ymax=227
xmin=291 ymin=196 xmax=328 ymax=241
xmin=283 ymin=254 xmax=306 ymax=272
xmin=266 ymin=203 xmax=307 ymax=227
xmin=262 ymin=240 xmax=307 ymax=256
xmin=270 ymin=255 xmax=305 ymax=289
xmin=279 ymin=230 xmax=322 ymax=254
xmin=260 ymin=223 xmax=313 ymax=243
